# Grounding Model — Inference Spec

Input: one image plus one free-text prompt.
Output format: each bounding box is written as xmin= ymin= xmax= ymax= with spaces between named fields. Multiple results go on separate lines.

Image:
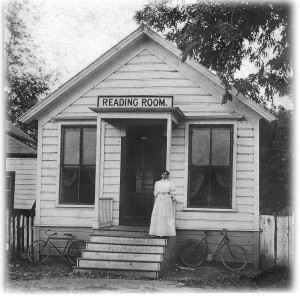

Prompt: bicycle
xmin=27 ymin=229 xmax=86 ymax=265
xmin=179 ymin=228 xmax=247 ymax=271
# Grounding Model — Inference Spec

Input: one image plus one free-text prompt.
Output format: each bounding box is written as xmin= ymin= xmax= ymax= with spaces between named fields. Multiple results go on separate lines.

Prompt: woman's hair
xmin=161 ymin=170 xmax=170 ymax=175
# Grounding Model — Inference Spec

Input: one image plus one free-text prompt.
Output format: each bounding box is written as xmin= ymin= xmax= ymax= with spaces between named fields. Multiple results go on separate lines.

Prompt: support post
xmin=93 ymin=116 xmax=102 ymax=229
xmin=166 ymin=115 xmax=172 ymax=171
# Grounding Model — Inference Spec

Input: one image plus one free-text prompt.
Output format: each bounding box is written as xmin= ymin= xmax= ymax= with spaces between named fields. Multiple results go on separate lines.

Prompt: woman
xmin=149 ymin=170 xmax=176 ymax=237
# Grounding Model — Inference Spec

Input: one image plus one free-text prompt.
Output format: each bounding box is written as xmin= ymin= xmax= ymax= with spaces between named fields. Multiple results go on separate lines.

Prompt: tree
xmin=4 ymin=0 xmax=59 ymax=139
xmin=134 ymin=0 xmax=292 ymax=104
xmin=259 ymin=105 xmax=292 ymax=214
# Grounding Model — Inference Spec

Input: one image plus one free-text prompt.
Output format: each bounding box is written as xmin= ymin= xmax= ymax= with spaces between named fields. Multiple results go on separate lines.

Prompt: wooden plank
xmin=103 ymin=168 xmax=120 ymax=177
xmin=171 ymin=137 xmax=185 ymax=146
xmin=43 ymin=122 xmax=58 ymax=130
xmin=236 ymin=162 xmax=254 ymax=171
xmin=42 ymin=145 xmax=58 ymax=153
xmin=174 ymin=95 xmax=217 ymax=104
xmin=236 ymin=171 xmax=254 ymax=179
xmin=237 ymin=137 xmax=254 ymax=146
xmin=42 ymin=129 xmax=58 ymax=137
xmin=237 ymin=129 xmax=254 ymax=137
xmin=103 ymin=176 xmax=120 ymax=185
xmin=177 ymin=220 xmax=254 ymax=230
xmin=276 ymin=216 xmax=289 ymax=266
xmin=104 ymin=153 xmax=121 ymax=161
xmin=103 ymin=160 xmax=120 ymax=169
xmin=127 ymin=54 xmax=163 ymax=64
xmin=236 ymin=179 xmax=254 ymax=187
xmin=117 ymin=63 xmax=176 ymax=72
xmin=43 ymin=137 xmax=58 ymax=145
xmin=104 ymin=138 xmax=121 ymax=146
xmin=236 ymin=188 xmax=254 ymax=196
xmin=40 ymin=208 xmax=94 ymax=218
xmin=237 ymin=145 xmax=254 ymax=154
xmin=41 ymin=168 xmax=58 ymax=177
xmin=73 ymin=96 xmax=97 ymax=105
xmin=42 ymin=153 xmax=58 ymax=161
xmin=97 ymin=79 xmax=196 ymax=88
xmin=176 ymin=211 xmax=254 ymax=222
xmin=178 ymin=103 xmax=231 ymax=113
xmin=41 ymin=176 xmax=57 ymax=185
xmin=41 ymin=160 xmax=57 ymax=169
xmin=85 ymin=87 xmax=210 ymax=97
xmin=105 ymin=71 xmax=184 ymax=80
xmin=40 ymin=217 xmax=93 ymax=227
xmin=237 ymin=154 xmax=254 ymax=162
xmin=6 ymin=158 xmax=37 ymax=165
xmin=259 ymin=215 xmax=276 ymax=270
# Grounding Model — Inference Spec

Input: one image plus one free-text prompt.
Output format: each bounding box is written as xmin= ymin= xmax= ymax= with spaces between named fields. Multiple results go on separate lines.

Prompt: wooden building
xmin=6 ymin=121 xmax=37 ymax=210
xmin=19 ymin=26 xmax=276 ymax=277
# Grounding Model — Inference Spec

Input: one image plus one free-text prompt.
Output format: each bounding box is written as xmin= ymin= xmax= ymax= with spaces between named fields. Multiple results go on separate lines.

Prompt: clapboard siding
xmin=39 ymin=122 xmax=95 ymax=227
xmin=6 ymin=157 xmax=37 ymax=210
xmin=59 ymin=49 xmax=232 ymax=117
xmin=103 ymin=124 xmax=122 ymax=224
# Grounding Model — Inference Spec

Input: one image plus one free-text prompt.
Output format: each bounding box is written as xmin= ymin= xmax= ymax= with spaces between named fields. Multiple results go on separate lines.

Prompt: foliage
xmin=4 ymin=0 xmax=59 ymax=139
xmin=134 ymin=0 xmax=292 ymax=104
xmin=259 ymin=105 xmax=292 ymax=215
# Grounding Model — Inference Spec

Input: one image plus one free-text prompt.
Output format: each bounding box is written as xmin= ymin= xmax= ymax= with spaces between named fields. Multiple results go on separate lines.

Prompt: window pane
xmin=82 ymin=127 xmax=96 ymax=165
xmin=63 ymin=128 xmax=80 ymax=165
xmin=189 ymin=169 xmax=210 ymax=207
xmin=191 ymin=129 xmax=210 ymax=166
xmin=79 ymin=167 xmax=95 ymax=204
xmin=210 ymin=168 xmax=231 ymax=208
xmin=61 ymin=167 xmax=79 ymax=203
xmin=212 ymin=128 xmax=230 ymax=166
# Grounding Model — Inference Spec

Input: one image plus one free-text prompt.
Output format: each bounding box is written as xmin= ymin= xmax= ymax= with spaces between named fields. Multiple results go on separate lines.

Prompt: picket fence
xmin=6 ymin=209 xmax=35 ymax=254
xmin=259 ymin=214 xmax=294 ymax=270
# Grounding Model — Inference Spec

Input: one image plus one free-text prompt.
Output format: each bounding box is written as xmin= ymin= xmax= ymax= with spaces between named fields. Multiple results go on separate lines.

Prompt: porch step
xmin=82 ymin=250 xmax=163 ymax=262
xmin=75 ymin=226 xmax=176 ymax=279
xmin=90 ymin=234 xmax=167 ymax=245
xmin=86 ymin=242 xmax=165 ymax=253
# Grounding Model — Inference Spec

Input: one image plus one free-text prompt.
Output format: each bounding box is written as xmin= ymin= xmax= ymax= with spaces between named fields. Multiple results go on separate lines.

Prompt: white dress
xmin=149 ymin=179 xmax=176 ymax=236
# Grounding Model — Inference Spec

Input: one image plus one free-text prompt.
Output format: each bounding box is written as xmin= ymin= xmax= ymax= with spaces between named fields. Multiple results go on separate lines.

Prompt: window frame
xmin=6 ymin=171 xmax=15 ymax=209
xmin=59 ymin=124 xmax=97 ymax=205
xmin=188 ymin=124 xmax=234 ymax=209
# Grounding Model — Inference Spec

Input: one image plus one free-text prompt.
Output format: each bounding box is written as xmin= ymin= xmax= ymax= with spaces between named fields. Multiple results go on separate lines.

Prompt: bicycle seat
xmin=220 ymin=229 xmax=228 ymax=234
xmin=63 ymin=233 xmax=72 ymax=237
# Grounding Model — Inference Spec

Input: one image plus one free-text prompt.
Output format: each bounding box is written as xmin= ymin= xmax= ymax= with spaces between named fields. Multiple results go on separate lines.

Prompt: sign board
xmin=98 ymin=96 xmax=173 ymax=108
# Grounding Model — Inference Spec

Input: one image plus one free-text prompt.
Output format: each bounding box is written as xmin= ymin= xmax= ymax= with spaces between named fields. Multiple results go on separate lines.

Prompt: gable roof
xmin=18 ymin=25 xmax=276 ymax=126
xmin=6 ymin=121 xmax=37 ymax=155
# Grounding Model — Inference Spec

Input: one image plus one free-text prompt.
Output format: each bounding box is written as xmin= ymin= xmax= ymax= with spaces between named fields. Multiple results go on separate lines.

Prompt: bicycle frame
xmin=200 ymin=230 xmax=230 ymax=259
xmin=43 ymin=235 xmax=74 ymax=260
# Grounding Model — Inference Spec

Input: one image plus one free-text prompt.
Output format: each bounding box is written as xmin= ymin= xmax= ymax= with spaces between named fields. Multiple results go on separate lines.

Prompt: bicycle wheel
xmin=67 ymin=240 xmax=86 ymax=265
xmin=179 ymin=239 xmax=206 ymax=267
xmin=27 ymin=240 xmax=49 ymax=263
xmin=222 ymin=244 xmax=247 ymax=271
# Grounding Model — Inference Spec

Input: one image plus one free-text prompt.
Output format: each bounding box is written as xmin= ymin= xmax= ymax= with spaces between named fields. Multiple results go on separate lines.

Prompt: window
xmin=60 ymin=126 xmax=96 ymax=204
xmin=188 ymin=125 xmax=233 ymax=208
xmin=6 ymin=171 xmax=15 ymax=209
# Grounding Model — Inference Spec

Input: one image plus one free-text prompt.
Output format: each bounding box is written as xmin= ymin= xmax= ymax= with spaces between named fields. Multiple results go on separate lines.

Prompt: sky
xmin=4 ymin=0 xmax=295 ymax=109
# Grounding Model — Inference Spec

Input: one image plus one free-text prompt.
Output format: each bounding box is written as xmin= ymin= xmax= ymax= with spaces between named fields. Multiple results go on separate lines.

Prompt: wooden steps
xmin=74 ymin=226 xmax=176 ymax=279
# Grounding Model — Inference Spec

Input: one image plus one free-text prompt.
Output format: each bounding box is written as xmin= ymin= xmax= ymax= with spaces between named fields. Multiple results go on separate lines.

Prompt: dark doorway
xmin=120 ymin=126 xmax=166 ymax=226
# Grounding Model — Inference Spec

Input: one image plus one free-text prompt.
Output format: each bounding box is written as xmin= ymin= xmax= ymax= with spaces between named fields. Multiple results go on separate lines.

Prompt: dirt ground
xmin=5 ymin=256 xmax=293 ymax=293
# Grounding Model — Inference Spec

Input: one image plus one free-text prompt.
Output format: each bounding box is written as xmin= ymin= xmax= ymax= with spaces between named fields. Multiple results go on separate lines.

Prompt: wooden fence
xmin=6 ymin=209 xmax=35 ymax=254
xmin=259 ymin=214 xmax=294 ymax=270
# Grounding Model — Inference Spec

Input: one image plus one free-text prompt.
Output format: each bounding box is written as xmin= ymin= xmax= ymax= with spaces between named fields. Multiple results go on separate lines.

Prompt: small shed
xmin=6 ymin=121 xmax=37 ymax=210
xmin=19 ymin=26 xmax=276 ymax=275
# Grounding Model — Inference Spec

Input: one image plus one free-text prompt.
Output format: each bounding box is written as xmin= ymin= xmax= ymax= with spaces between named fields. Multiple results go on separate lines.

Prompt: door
xmin=120 ymin=127 xmax=166 ymax=226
